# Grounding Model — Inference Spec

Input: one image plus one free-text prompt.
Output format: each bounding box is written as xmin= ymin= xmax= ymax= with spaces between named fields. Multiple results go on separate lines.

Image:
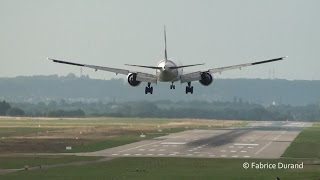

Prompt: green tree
xmin=0 ymin=101 xmax=11 ymax=115
xmin=7 ymin=107 xmax=25 ymax=116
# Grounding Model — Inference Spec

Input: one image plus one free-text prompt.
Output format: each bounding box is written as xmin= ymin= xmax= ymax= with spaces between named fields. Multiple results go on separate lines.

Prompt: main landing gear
xmin=170 ymin=82 xmax=175 ymax=89
xmin=145 ymin=82 xmax=153 ymax=94
xmin=185 ymin=82 xmax=193 ymax=94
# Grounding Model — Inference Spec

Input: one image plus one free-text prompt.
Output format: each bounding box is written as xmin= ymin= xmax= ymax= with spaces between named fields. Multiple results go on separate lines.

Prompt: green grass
xmin=0 ymin=156 xmax=100 ymax=169
xmin=66 ymin=133 xmax=164 ymax=153
xmin=1 ymin=157 xmax=319 ymax=180
xmin=282 ymin=123 xmax=320 ymax=158
xmin=0 ymin=128 xmax=56 ymax=137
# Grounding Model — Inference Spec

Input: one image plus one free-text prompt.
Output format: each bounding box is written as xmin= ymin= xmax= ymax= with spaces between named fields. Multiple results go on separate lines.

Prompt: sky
xmin=0 ymin=0 xmax=319 ymax=80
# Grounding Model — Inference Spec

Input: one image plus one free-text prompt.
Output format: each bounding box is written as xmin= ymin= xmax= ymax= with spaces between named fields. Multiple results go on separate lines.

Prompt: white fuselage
xmin=156 ymin=59 xmax=182 ymax=82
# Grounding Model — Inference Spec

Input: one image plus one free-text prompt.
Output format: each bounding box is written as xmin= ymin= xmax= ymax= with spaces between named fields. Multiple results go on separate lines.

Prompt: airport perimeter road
xmin=78 ymin=121 xmax=312 ymax=159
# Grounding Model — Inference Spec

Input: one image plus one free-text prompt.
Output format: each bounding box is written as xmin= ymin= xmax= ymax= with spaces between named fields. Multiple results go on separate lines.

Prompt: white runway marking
xmin=240 ymin=150 xmax=247 ymax=153
xmin=146 ymin=154 xmax=153 ymax=155
xmin=232 ymin=155 xmax=238 ymax=158
xmin=138 ymin=149 xmax=145 ymax=151
xmin=273 ymin=131 xmax=286 ymax=140
xmin=255 ymin=142 xmax=272 ymax=155
xmin=123 ymin=154 xmax=130 ymax=156
xmin=234 ymin=143 xmax=259 ymax=146
xmin=135 ymin=154 xmax=141 ymax=156
xmin=255 ymin=131 xmax=286 ymax=155
xmin=160 ymin=142 xmax=186 ymax=145
xmin=244 ymin=156 xmax=250 ymax=158
xmin=230 ymin=150 xmax=237 ymax=153
xmin=111 ymin=154 xmax=118 ymax=156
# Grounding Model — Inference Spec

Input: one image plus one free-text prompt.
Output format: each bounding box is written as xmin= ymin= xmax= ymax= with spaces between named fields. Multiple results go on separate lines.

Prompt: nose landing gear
xmin=170 ymin=82 xmax=175 ymax=89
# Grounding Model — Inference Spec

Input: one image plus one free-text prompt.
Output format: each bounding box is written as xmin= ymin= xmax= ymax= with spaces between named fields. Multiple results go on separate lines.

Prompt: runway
xmin=79 ymin=121 xmax=312 ymax=159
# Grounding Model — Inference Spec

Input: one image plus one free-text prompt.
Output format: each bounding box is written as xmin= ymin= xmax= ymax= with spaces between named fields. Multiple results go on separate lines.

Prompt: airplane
xmin=48 ymin=27 xmax=287 ymax=94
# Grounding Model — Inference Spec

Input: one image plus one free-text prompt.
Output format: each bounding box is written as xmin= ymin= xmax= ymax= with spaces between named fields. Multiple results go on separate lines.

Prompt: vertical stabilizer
xmin=164 ymin=26 xmax=168 ymax=62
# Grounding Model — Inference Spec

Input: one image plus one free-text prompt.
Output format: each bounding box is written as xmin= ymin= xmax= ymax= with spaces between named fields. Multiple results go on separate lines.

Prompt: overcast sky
xmin=0 ymin=0 xmax=319 ymax=80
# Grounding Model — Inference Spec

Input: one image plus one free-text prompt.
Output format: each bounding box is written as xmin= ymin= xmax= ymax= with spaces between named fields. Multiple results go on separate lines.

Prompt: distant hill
xmin=0 ymin=74 xmax=319 ymax=106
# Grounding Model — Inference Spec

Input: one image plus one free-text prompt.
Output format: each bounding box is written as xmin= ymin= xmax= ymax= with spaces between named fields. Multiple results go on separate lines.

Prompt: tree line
xmin=1 ymin=99 xmax=318 ymax=121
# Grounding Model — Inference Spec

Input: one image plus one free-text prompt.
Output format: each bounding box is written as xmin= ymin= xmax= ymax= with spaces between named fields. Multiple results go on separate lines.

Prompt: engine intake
xmin=199 ymin=72 xmax=213 ymax=86
xmin=127 ymin=73 xmax=141 ymax=87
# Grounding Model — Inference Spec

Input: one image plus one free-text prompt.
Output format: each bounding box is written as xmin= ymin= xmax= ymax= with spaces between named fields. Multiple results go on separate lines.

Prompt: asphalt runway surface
xmin=80 ymin=121 xmax=312 ymax=159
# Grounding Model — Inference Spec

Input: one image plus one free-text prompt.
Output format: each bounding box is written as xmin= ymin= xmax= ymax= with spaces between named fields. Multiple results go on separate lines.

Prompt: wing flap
xmin=180 ymin=71 xmax=202 ymax=83
xmin=136 ymin=72 xmax=158 ymax=84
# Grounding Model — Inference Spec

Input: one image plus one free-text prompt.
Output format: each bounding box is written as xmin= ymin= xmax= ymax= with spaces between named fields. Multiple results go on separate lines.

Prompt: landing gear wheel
xmin=145 ymin=83 xmax=153 ymax=94
xmin=185 ymin=82 xmax=193 ymax=94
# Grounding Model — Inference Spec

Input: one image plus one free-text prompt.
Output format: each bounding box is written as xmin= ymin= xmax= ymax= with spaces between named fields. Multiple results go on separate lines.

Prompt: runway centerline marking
xmin=255 ymin=131 xmax=286 ymax=155
xmin=273 ymin=131 xmax=286 ymax=140
xmin=255 ymin=142 xmax=272 ymax=155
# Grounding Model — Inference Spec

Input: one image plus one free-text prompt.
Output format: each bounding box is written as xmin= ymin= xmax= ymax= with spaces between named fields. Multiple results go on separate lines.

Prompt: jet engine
xmin=127 ymin=73 xmax=141 ymax=87
xmin=199 ymin=72 xmax=213 ymax=86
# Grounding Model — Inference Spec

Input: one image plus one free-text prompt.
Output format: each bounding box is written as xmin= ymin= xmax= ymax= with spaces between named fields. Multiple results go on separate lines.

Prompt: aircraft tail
xmin=164 ymin=26 xmax=168 ymax=62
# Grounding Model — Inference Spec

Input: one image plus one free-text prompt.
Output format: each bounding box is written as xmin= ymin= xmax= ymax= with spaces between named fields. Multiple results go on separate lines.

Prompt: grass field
xmin=1 ymin=157 xmax=319 ymax=180
xmin=282 ymin=122 xmax=320 ymax=158
xmin=0 ymin=156 xmax=100 ymax=169
xmin=0 ymin=117 xmax=319 ymax=179
xmin=0 ymin=117 xmax=244 ymax=153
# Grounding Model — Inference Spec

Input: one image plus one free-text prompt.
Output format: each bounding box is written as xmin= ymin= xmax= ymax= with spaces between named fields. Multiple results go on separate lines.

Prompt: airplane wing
xmin=180 ymin=56 xmax=287 ymax=83
xmin=47 ymin=58 xmax=158 ymax=83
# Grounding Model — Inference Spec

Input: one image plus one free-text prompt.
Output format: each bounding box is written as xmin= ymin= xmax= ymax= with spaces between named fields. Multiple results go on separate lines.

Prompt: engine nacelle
xmin=127 ymin=73 xmax=142 ymax=87
xmin=199 ymin=72 xmax=213 ymax=86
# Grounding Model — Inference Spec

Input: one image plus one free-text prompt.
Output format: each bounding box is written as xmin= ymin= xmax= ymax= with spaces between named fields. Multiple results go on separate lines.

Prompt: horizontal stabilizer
xmin=169 ymin=63 xmax=205 ymax=69
xmin=124 ymin=64 xmax=162 ymax=69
